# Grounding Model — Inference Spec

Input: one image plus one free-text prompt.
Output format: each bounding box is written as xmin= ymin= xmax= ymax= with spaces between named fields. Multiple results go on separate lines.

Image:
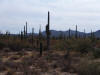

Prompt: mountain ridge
xmin=41 ymin=30 xmax=100 ymax=37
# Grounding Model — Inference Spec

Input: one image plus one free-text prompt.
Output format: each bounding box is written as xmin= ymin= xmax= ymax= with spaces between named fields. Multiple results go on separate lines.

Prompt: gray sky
xmin=0 ymin=0 xmax=100 ymax=33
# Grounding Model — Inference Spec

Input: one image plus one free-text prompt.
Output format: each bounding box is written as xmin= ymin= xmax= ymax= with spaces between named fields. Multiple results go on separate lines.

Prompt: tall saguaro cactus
xmin=32 ymin=28 xmax=34 ymax=45
xmin=21 ymin=31 xmax=23 ymax=40
xmin=24 ymin=26 xmax=26 ymax=38
xmin=32 ymin=28 xmax=34 ymax=37
xmin=69 ymin=28 xmax=71 ymax=39
xmin=75 ymin=25 xmax=78 ymax=39
xmin=91 ymin=29 xmax=93 ymax=38
xmin=26 ymin=21 xmax=27 ymax=36
xmin=91 ymin=29 xmax=95 ymax=39
xmin=40 ymin=42 xmax=43 ymax=57
xmin=39 ymin=25 xmax=42 ymax=41
xmin=46 ymin=11 xmax=50 ymax=50
xmin=84 ymin=29 xmax=86 ymax=39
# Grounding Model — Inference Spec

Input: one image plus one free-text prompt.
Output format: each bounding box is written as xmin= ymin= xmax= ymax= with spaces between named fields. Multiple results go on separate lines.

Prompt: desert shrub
xmin=76 ymin=39 xmax=93 ymax=54
xmin=93 ymin=48 xmax=100 ymax=58
xmin=78 ymin=61 xmax=100 ymax=75
xmin=53 ymin=40 xmax=67 ymax=50
xmin=8 ymin=40 xmax=23 ymax=51
xmin=0 ymin=41 xmax=7 ymax=49
xmin=66 ymin=39 xmax=93 ymax=54
xmin=95 ymin=40 xmax=100 ymax=48
xmin=66 ymin=39 xmax=76 ymax=50
xmin=8 ymin=40 xmax=33 ymax=51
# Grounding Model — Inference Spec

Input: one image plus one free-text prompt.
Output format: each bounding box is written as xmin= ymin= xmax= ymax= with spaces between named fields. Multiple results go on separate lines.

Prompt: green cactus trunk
xmin=75 ymin=25 xmax=78 ymax=39
xmin=32 ymin=28 xmax=34 ymax=45
xmin=69 ymin=28 xmax=71 ymax=39
xmin=21 ymin=31 xmax=23 ymax=40
xmin=46 ymin=11 xmax=50 ymax=50
xmin=26 ymin=21 xmax=27 ymax=37
xmin=40 ymin=42 xmax=43 ymax=57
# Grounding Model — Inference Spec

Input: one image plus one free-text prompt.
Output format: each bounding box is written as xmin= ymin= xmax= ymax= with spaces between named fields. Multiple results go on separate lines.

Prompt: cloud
xmin=0 ymin=0 xmax=100 ymax=33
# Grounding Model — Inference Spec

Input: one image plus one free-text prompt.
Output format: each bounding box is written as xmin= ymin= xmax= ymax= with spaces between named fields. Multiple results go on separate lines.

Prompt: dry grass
xmin=0 ymin=50 xmax=79 ymax=75
xmin=0 ymin=48 xmax=99 ymax=75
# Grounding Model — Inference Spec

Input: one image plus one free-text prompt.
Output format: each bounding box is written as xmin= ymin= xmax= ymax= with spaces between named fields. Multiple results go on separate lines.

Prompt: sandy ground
xmin=0 ymin=49 xmax=80 ymax=75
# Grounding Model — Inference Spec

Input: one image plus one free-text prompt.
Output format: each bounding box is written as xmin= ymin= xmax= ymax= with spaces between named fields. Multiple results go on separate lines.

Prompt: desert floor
xmin=0 ymin=49 xmax=98 ymax=75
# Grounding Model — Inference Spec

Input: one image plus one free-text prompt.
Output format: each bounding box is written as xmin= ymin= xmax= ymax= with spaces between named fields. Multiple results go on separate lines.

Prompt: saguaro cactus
xmin=46 ymin=11 xmax=50 ymax=50
xmin=75 ymin=25 xmax=78 ymax=39
xmin=90 ymin=29 xmax=95 ymax=41
xmin=84 ymin=29 xmax=86 ymax=39
xmin=32 ymin=28 xmax=34 ymax=45
xmin=39 ymin=25 xmax=42 ymax=41
xmin=24 ymin=26 xmax=26 ymax=38
xmin=39 ymin=42 xmax=43 ymax=57
xmin=21 ymin=31 xmax=23 ymax=40
xmin=36 ymin=39 xmax=39 ymax=49
xmin=6 ymin=31 xmax=10 ymax=40
xmin=91 ymin=29 xmax=95 ymax=39
xmin=91 ymin=29 xmax=93 ymax=38
xmin=26 ymin=21 xmax=27 ymax=36
xmin=69 ymin=28 xmax=71 ymax=39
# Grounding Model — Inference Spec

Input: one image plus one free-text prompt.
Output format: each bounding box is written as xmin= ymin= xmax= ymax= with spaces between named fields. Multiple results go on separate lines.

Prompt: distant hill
xmin=11 ymin=30 xmax=100 ymax=38
xmin=42 ymin=30 xmax=85 ymax=37
xmin=41 ymin=30 xmax=100 ymax=38
xmin=93 ymin=30 xmax=100 ymax=37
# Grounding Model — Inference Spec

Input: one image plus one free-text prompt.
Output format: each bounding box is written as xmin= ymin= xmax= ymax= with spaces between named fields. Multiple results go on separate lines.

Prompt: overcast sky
xmin=0 ymin=0 xmax=100 ymax=33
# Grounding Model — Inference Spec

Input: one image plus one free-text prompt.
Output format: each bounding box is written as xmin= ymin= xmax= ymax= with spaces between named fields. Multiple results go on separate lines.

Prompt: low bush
xmin=0 ymin=41 xmax=7 ymax=49
xmin=76 ymin=39 xmax=93 ymax=54
xmin=66 ymin=39 xmax=93 ymax=54
xmin=78 ymin=61 xmax=100 ymax=75
xmin=8 ymin=40 xmax=33 ymax=51
xmin=52 ymin=40 xmax=67 ymax=50
xmin=93 ymin=48 xmax=100 ymax=58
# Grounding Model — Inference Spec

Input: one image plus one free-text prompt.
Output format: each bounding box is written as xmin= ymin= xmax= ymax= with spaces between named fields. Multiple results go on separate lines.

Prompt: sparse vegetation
xmin=0 ymin=11 xmax=100 ymax=75
xmin=78 ymin=61 xmax=100 ymax=75
xmin=93 ymin=48 xmax=100 ymax=58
